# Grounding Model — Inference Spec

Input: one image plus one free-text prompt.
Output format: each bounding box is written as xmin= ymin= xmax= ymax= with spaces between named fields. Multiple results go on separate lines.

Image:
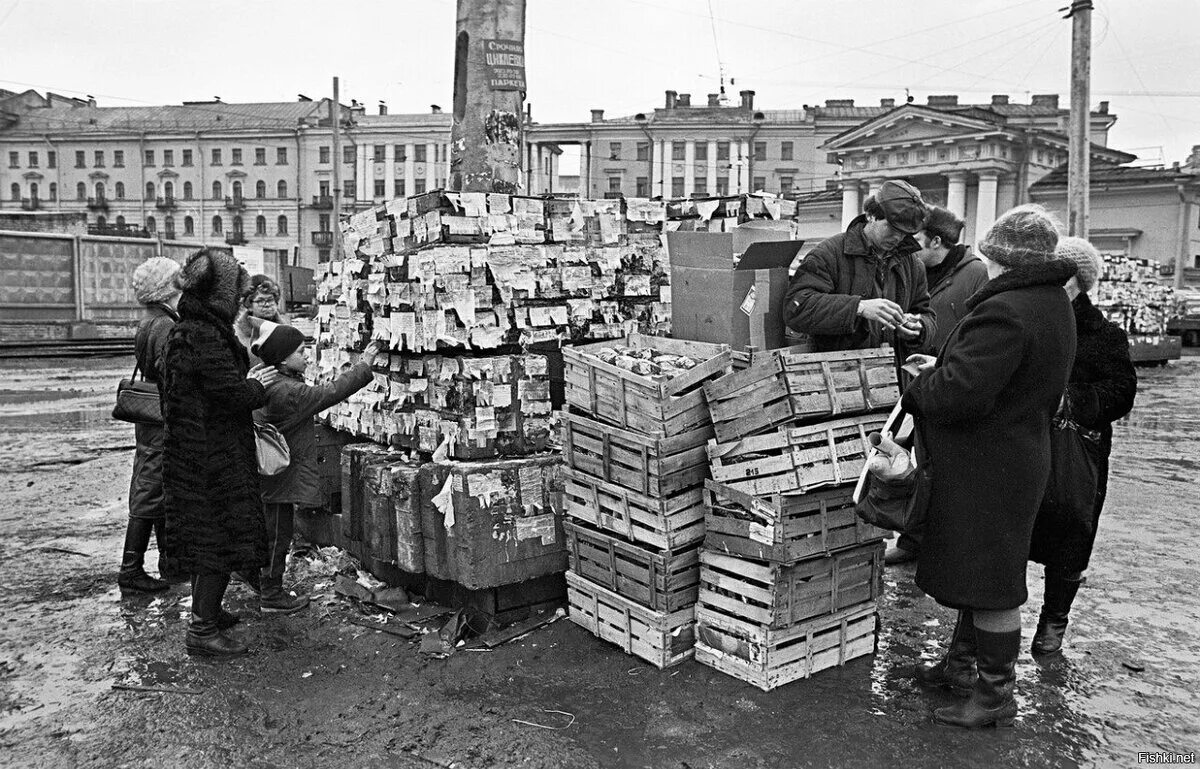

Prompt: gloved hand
xmin=866 ymin=430 xmax=913 ymax=481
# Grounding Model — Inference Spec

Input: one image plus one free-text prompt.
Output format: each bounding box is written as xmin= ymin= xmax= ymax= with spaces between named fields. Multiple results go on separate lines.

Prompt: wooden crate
xmin=566 ymin=571 xmax=695 ymax=669
xmin=707 ymin=413 xmax=888 ymax=497
xmin=565 ymin=519 xmax=700 ymax=613
xmin=703 ymin=480 xmax=889 ymax=563
xmin=563 ymin=468 xmax=705 ymax=550
xmin=562 ymin=411 xmax=711 ymax=500
xmin=361 ymin=457 xmax=425 ymax=574
xmin=695 ymin=603 xmax=878 ymax=691
xmin=340 ymin=443 xmax=394 ymax=544
xmin=704 ymin=348 xmax=898 ymax=442
xmin=698 ymin=541 xmax=884 ymax=630
xmin=563 ymin=334 xmax=730 ymax=436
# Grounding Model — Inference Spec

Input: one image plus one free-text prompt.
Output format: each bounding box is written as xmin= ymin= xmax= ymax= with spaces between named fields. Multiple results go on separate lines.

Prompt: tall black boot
xmin=186 ymin=573 xmax=247 ymax=658
xmin=1032 ymin=570 xmax=1083 ymax=656
xmin=117 ymin=518 xmax=168 ymax=593
xmin=152 ymin=520 xmax=188 ymax=584
xmin=934 ymin=628 xmax=1019 ymax=728
xmin=915 ymin=610 xmax=976 ymax=696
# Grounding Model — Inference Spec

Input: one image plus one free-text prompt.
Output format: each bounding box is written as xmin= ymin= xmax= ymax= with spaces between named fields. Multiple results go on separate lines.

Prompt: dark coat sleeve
xmin=783 ymin=240 xmax=860 ymax=336
xmin=270 ymin=361 xmax=373 ymax=432
xmin=902 ymin=298 xmax=1025 ymax=425
xmin=1069 ymin=324 xmax=1137 ymax=429
xmin=189 ymin=329 xmax=267 ymax=412
xmin=906 ymin=261 xmax=936 ymax=346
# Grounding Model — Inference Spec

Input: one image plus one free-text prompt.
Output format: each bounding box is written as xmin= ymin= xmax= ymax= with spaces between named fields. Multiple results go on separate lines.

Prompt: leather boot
xmin=915 ymin=610 xmax=976 ymax=696
xmin=117 ymin=518 xmax=169 ymax=593
xmin=1032 ymin=571 xmax=1083 ymax=656
xmin=186 ymin=573 xmax=247 ymax=658
xmin=153 ymin=519 xmax=189 ymax=584
xmin=934 ymin=627 xmax=1019 ymax=728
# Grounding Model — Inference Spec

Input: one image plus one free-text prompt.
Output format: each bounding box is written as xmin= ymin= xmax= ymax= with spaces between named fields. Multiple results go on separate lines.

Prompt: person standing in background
xmin=234 ymin=275 xmax=289 ymax=367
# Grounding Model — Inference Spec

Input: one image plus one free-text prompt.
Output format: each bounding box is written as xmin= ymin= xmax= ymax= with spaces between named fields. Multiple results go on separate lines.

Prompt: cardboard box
xmin=668 ymin=228 xmax=803 ymax=352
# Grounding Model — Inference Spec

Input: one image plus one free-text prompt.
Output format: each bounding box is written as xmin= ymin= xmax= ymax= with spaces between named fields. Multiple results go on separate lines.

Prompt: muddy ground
xmin=0 ymin=355 xmax=1197 ymax=769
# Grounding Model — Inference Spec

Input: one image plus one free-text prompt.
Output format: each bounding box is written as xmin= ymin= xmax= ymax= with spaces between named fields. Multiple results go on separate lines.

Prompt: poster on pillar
xmin=483 ymin=39 xmax=526 ymax=91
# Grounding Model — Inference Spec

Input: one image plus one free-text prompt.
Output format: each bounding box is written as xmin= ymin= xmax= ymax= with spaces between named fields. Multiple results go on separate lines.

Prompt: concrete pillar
xmin=441 ymin=143 xmax=449 ymax=187
xmin=404 ymin=143 xmax=415 ymax=197
xmin=841 ymin=182 xmax=861 ymax=229
xmin=706 ymin=140 xmax=718 ymax=196
xmin=356 ymin=145 xmax=368 ymax=201
xmin=683 ymin=140 xmax=696 ymax=197
xmin=385 ymin=144 xmax=396 ymax=199
xmin=425 ymin=143 xmax=436 ymax=189
xmin=531 ymin=144 xmax=541 ymax=193
xmin=867 ymin=178 xmax=883 ymax=199
xmin=653 ymin=140 xmax=665 ymax=197
xmin=946 ymin=171 xmax=968 ymax=218
xmin=975 ymin=171 xmax=1000 ymax=240
xmin=738 ymin=140 xmax=750 ymax=193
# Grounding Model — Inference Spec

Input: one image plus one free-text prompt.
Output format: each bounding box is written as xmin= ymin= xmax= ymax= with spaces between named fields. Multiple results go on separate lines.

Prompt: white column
xmin=425 ymin=143 xmax=436 ymax=190
xmin=683 ymin=140 xmax=696 ymax=197
xmin=385 ymin=144 xmax=396 ymax=200
xmin=867 ymin=178 xmax=883 ymax=199
xmin=946 ymin=171 xmax=967 ymax=218
xmin=975 ymin=171 xmax=1000 ymax=240
xmin=404 ymin=143 xmax=415 ymax=197
xmin=727 ymin=141 xmax=739 ymax=194
xmin=534 ymin=144 xmax=544 ymax=193
xmin=356 ymin=145 xmax=368 ymax=201
xmin=841 ymin=182 xmax=861 ymax=229
xmin=652 ymin=140 xmax=665 ymax=197
xmin=738 ymin=140 xmax=750 ymax=193
xmin=706 ymin=140 xmax=718 ymax=196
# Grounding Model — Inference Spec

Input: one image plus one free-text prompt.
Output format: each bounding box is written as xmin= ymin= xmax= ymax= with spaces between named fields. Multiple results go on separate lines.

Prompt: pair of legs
xmin=259 ymin=502 xmax=309 ymax=614
xmin=917 ymin=606 xmax=1020 ymax=728
xmin=186 ymin=571 xmax=246 ymax=657
xmin=118 ymin=516 xmax=179 ymax=593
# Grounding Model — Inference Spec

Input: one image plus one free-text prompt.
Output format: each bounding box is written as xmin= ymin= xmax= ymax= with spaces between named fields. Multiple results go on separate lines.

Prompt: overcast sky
xmin=3 ymin=0 xmax=1197 ymax=171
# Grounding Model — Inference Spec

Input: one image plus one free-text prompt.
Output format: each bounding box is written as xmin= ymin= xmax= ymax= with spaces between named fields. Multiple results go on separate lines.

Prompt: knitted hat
xmin=977 ymin=204 xmax=1060 ymax=268
xmin=132 ymin=257 xmax=181 ymax=305
xmin=251 ymin=319 xmax=306 ymax=365
xmin=1055 ymin=236 xmax=1102 ymax=292
xmin=877 ymin=180 xmax=928 ymax=234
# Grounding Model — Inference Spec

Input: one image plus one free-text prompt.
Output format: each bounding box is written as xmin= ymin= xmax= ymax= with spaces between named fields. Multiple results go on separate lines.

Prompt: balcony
xmin=602 ymin=192 xmax=624 ymax=199
xmin=20 ymin=197 xmax=41 ymax=211
xmin=224 ymin=195 xmax=246 ymax=211
xmin=224 ymin=231 xmax=247 ymax=245
xmin=86 ymin=197 xmax=109 ymax=212
xmin=311 ymin=231 xmax=334 ymax=247
xmin=89 ymin=223 xmax=151 ymax=239
xmin=311 ymin=195 xmax=334 ymax=209
xmin=155 ymin=196 xmax=177 ymax=210
xmin=163 ymin=231 xmax=177 ymax=241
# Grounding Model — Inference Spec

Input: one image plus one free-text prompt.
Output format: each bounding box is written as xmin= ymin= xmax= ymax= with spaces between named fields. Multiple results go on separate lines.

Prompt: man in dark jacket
xmin=886 ymin=206 xmax=989 ymax=566
xmin=784 ymin=179 xmax=935 ymax=354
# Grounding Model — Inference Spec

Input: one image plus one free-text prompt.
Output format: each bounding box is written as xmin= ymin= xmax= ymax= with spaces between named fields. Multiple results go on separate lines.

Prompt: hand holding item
xmin=248 ymin=363 xmax=280 ymax=387
xmin=866 ymin=430 xmax=913 ymax=480
xmin=857 ymin=298 xmax=906 ymax=330
xmin=361 ymin=341 xmax=384 ymax=366
xmin=895 ymin=313 xmax=923 ymax=340
xmin=903 ymin=353 xmax=937 ymax=376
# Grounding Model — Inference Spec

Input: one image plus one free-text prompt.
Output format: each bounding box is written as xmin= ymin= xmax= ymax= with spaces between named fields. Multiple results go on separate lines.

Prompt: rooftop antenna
xmin=707 ymin=0 xmax=731 ymax=105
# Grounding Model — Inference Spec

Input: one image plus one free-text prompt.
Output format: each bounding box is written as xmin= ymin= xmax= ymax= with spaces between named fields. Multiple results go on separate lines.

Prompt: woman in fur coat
xmin=161 ymin=249 xmax=279 ymax=657
xmin=1028 ymin=237 xmax=1137 ymax=655
xmin=901 ymin=205 xmax=1077 ymax=728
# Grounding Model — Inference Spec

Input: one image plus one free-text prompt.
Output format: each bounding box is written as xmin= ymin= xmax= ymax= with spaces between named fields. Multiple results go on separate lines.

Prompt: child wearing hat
xmin=250 ymin=322 xmax=383 ymax=613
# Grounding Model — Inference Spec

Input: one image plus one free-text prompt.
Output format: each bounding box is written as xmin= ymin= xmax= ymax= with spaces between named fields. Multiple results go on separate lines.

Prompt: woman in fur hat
xmin=1027 ymin=237 xmax=1136 ymax=655
xmin=161 ymin=248 xmax=279 ymax=657
xmin=119 ymin=257 xmax=184 ymax=594
xmin=234 ymin=275 xmax=289 ymax=366
xmin=901 ymin=204 xmax=1077 ymax=727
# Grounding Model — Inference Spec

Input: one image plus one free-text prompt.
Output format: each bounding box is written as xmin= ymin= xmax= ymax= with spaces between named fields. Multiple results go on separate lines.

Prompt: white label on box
xmin=740 ymin=285 xmax=757 ymax=316
xmin=748 ymin=522 xmax=775 ymax=545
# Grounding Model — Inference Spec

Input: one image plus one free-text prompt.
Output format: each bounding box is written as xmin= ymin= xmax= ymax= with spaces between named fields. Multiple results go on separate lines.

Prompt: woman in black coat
xmin=119 ymin=257 xmax=183 ymax=594
xmin=901 ymin=205 xmax=1077 ymax=728
xmin=162 ymin=249 xmax=278 ymax=657
xmin=1028 ymin=237 xmax=1137 ymax=655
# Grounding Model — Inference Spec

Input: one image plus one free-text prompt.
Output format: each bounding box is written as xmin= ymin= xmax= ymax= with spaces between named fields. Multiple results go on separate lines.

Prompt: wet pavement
xmin=1 ymin=355 xmax=1197 ymax=768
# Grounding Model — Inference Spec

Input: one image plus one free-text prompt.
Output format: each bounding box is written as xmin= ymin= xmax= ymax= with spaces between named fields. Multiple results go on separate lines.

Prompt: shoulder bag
xmin=112 ymin=358 xmax=162 ymax=425
xmin=254 ymin=421 xmax=291 ymax=476
xmin=1037 ymin=391 xmax=1101 ymax=537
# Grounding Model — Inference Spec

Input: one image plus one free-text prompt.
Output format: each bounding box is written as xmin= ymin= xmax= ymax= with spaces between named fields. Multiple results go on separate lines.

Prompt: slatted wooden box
xmin=707 ymin=413 xmax=888 ymax=497
xmin=563 ymin=468 xmax=705 ymax=551
xmin=563 ymin=334 xmax=731 ymax=436
xmin=695 ymin=603 xmax=878 ymax=691
xmin=704 ymin=348 xmax=899 ymax=442
xmin=565 ymin=519 xmax=701 ymax=613
xmin=703 ymin=480 xmax=889 ymax=563
xmin=561 ymin=411 xmax=711 ymax=500
xmin=566 ymin=571 xmax=696 ymax=669
xmin=697 ymin=541 xmax=884 ymax=631
xmin=361 ymin=457 xmax=425 ymax=574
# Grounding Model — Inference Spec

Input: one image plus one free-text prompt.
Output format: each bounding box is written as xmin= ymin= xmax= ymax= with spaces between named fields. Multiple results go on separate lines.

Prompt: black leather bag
xmin=1038 ymin=392 xmax=1101 ymax=537
xmin=112 ymin=359 xmax=162 ymax=425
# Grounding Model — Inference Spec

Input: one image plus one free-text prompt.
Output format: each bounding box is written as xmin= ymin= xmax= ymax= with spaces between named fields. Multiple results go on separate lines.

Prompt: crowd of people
xmin=120 ymin=180 xmax=1137 ymax=722
xmin=787 ymin=180 xmax=1137 ymax=728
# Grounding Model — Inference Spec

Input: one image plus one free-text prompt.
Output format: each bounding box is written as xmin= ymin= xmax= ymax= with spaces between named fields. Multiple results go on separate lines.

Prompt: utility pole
xmin=331 ymin=76 xmax=342 ymax=260
xmin=1066 ymin=0 xmax=1093 ymax=238
xmin=450 ymin=0 xmax=527 ymax=193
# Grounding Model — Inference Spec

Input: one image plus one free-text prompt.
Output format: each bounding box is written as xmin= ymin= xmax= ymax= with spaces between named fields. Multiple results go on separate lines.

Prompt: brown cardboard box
xmin=668 ymin=228 xmax=803 ymax=352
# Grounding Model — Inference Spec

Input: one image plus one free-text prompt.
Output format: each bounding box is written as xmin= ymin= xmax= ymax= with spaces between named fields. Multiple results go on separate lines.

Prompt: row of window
xmin=364 ymin=144 xmax=445 ymax=164
xmin=608 ymin=140 xmax=794 ymax=163
xmin=90 ymin=214 xmax=288 ymax=238
xmin=611 ymin=175 xmax=791 ymax=197
xmin=10 ymin=179 xmax=295 ymax=202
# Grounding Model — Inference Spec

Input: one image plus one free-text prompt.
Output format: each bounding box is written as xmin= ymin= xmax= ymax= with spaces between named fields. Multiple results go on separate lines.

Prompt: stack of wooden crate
xmin=694 ymin=348 xmax=899 ymax=690
xmin=559 ymin=334 xmax=731 ymax=668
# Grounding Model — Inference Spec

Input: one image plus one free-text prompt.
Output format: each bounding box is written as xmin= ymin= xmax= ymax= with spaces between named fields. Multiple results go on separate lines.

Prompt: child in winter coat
xmin=250 ymin=321 xmax=382 ymax=613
